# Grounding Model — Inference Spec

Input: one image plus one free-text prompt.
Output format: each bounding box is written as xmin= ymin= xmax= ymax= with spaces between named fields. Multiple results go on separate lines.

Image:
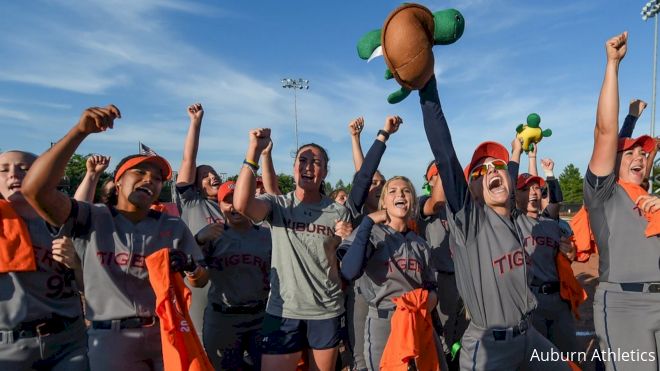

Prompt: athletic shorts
xmin=260 ymin=313 xmax=343 ymax=354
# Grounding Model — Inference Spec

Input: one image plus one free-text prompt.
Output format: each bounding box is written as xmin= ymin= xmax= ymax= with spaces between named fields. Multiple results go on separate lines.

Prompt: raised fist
xmin=383 ymin=115 xmax=403 ymax=135
xmin=187 ymin=103 xmax=204 ymax=121
xmin=86 ymin=155 xmax=110 ymax=174
xmin=605 ymin=32 xmax=627 ymax=62
xmin=76 ymin=105 xmax=121 ymax=135
xmin=249 ymin=128 xmax=272 ymax=154
xmin=348 ymin=117 xmax=365 ymax=137
xmin=541 ymin=158 xmax=555 ymax=172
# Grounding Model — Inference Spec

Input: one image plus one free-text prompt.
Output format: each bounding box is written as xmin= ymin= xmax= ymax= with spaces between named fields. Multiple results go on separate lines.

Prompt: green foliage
xmin=277 ymin=173 xmax=295 ymax=194
xmin=558 ymin=163 xmax=584 ymax=204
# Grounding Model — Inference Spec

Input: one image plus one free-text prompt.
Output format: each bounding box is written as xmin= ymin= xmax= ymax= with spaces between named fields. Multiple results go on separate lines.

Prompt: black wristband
xmin=377 ymin=129 xmax=390 ymax=140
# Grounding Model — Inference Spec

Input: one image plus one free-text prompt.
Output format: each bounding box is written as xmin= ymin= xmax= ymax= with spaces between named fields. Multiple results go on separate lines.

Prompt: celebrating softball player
xmin=21 ymin=104 xmax=209 ymax=371
xmin=234 ymin=128 xmax=352 ymax=371
xmin=0 ymin=150 xmax=88 ymax=370
xmin=586 ymin=32 xmax=660 ymax=371
xmin=419 ymin=75 xmax=572 ymax=370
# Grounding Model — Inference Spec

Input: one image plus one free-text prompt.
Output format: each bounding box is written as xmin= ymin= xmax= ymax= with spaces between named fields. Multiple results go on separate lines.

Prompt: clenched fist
xmin=76 ymin=105 xmax=121 ymax=135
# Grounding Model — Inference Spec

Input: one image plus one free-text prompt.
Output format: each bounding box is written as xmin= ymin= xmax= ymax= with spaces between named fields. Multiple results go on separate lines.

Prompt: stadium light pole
xmin=281 ymin=78 xmax=309 ymax=157
xmin=642 ymin=0 xmax=660 ymax=193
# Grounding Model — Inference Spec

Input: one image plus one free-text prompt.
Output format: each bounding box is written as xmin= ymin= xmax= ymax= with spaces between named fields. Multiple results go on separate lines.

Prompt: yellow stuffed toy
xmin=516 ymin=113 xmax=552 ymax=153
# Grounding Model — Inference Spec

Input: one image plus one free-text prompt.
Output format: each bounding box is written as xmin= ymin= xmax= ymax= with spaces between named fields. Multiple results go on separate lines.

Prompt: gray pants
xmin=88 ymin=323 xmax=162 ymax=371
xmin=530 ymin=290 xmax=579 ymax=353
xmin=186 ymin=282 xmax=209 ymax=339
xmin=202 ymin=306 xmax=263 ymax=370
xmin=364 ymin=308 xmax=446 ymax=371
xmin=347 ymin=283 xmax=368 ymax=370
xmin=460 ymin=321 xmax=573 ymax=371
xmin=594 ymin=283 xmax=660 ymax=371
xmin=0 ymin=316 xmax=88 ymax=371
xmin=436 ymin=272 xmax=469 ymax=354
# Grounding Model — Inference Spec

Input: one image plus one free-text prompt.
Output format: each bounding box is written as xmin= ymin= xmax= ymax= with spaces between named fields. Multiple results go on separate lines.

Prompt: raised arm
xmin=509 ymin=137 xmax=523 ymax=210
xmin=541 ymin=158 xmax=562 ymax=219
xmin=349 ymin=117 xmax=365 ymax=172
xmin=589 ymin=32 xmax=627 ymax=177
xmin=419 ymin=76 xmax=466 ymax=214
xmin=233 ymin=128 xmax=272 ymax=222
xmin=23 ymin=105 xmax=121 ymax=226
xmin=527 ymin=142 xmax=538 ymax=176
xmin=348 ymin=116 xmax=402 ymax=211
xmin=260 ymin=139 xmax=282 ymax=195
xmin=176 ymin=103 xmax=204 ymax=186
xmin=74 ymin=154 xmax=110 ymax=202
xmin=619 ymin=99 xmax=647 ymax=138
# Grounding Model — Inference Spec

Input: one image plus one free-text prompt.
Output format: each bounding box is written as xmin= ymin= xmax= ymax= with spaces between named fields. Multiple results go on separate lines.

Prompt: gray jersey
xmin=67 ymin=201 xmax=204 ymax=320
xmin=0 ymin=217 xmax=82 ymax=328
xmin=583 ymin=170 xmax=660 ymax=282
xmin=176 ymin=184 xmax=223 ymax=235
xmin=206 ymin=225 xmax=271 ymax=307
xmin=514 ymin=213 xmax=560 ymax=283
xmin=349 ymin=223 xmax=435 ymax=311
xmin=259 ymin=191 xmax=349 ymax=320
xmin=447 ymin=198 xmax=536 ymax=329
xmin=418 ymin=195 xmax=454 ymax=273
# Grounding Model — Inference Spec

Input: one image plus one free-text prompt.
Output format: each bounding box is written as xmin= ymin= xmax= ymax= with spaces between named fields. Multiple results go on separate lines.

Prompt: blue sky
xmin=0 ymin=0 xmax=657 ymax=190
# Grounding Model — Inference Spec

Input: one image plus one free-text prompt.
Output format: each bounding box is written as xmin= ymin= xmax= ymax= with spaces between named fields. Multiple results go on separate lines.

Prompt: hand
xmin=86 ymin=155 xmax=110 ymax=174
xmin=248 ymin=128 xmax=272 ymax=155
xmin=195 ymin=222 xmax=224 ymax=244
xmin=636 ymin=194 xmax=660 ymax=214
xmin=559 ymin=237 xmax=576 ymax=261
xmin=605 ymin=32 xmax=627 ymax=62
xmin=334 ymin=220 xmax=353 ymax=239
xmin=383 ymin=115 xmax=403 ymax=135
xmin=541 ymin=158 xmax=554 ymax=172
xmin=629 ymin=99 xmax=647 ymax=118
xmin=367 ymin=209 xmax=388 ymax=224
xmin=76 ymin=105 xmax=121 ymax=135
xmin=511 ymin=136 xmax=523 ymax=155
xmin=187 ymin=103 xmax=204 ymax=121
xmin=52 ymin=236 xmax=81 ymax=270
xmin=528 ymin=141 xmax=538 ymax=158
xmin=170 ymin=250 xmax=196 ymax=273
xmin=348 ymin=117 xmax=364 ymax=137
xmin=261 ymin=139 xmax=273 ymax=156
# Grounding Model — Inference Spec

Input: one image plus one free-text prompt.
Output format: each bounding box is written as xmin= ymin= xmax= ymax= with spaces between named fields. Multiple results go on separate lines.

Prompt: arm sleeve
xmin=583 ymin=168 xmax=617 ymax=209
xmin=419 ymin=76 xmax=467 ymax=215
xmin=546 ymin=177 xmax=563 ymax=203
xmin=508 ymin=161 xmax=520 ymax=216
xmin=340 ymin=217 xmax=375 ymax=281
xmin=175 ymin=184 xmax=196 ymax=202
xmin=347 ymin=139 xmax=386 ymax=213
xmin=618 ymin=114 xmax=638 ymax=138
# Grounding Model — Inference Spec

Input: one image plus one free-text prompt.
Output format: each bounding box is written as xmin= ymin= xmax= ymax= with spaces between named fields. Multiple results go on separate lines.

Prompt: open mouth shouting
xmin=134 ymin=185 xmax=154 ymax=197
xmin=487 ymin=175 xmax=507 ymax=196
xmin=8 ymin=181 xmax=21 ymax=192
xmin=393 ymin=198 xmax=409 ymax=211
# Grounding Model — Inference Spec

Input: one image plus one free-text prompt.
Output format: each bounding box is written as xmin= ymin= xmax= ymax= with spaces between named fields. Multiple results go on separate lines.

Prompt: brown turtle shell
xmin=381 ymin=3 xmax=435 ymax=90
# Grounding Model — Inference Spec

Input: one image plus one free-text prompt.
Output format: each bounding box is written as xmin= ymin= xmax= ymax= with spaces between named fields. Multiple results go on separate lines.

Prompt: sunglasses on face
xmin=469 ymin=159 xmax=508 ymax=179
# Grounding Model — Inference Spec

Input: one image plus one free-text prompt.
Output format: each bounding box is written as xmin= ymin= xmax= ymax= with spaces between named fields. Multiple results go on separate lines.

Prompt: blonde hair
xmin=377 ymin=176 xmax=418 ymax=220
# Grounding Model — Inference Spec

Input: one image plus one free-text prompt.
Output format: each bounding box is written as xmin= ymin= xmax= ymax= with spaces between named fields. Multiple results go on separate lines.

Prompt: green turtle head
xmin=433 ymin=9 xmax=465 ymax=45
xmin=357 ymin=29 xmax=382 ymax=60
xmin=526 ymin=113 xmax=541 ymax=128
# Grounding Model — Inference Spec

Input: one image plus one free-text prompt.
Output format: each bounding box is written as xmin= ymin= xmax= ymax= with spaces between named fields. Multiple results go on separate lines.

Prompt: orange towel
xmin=556 ymin=253 xmax=587 ymax=320
xmin=569 ymin=207 xmax=597 ymax=263
xmin=0 ymin=200 xmax=36 ymax=273
xmin=145 ymin=249 xmax=213 ymax=371
xmin=380 ymin=288 xmax=439 ymax=371
xmin=617 ymin=180 xmax=660 ymax=237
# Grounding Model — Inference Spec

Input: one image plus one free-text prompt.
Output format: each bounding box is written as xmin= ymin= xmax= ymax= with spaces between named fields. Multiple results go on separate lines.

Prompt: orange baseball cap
xmin=217 ymin=181 xmax=236 ymax=203
xmin=464 ymin=141 xmax=510 ymax=180
xmin=617 ymin=135 xmax=654 ymax=153
xmin=114 ymin=155 xmax=172 ymax=183
xmin=425 ymin=163 xmax=438 ymax=181
xmin=516 ymin=173 xmax=545 ymax=190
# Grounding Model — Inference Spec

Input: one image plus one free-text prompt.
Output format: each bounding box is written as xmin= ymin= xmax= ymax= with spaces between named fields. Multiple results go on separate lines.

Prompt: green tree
xmin=324 ymin=181 xmax=333 ymax=195
xmin=277 ymin=173 xmax=295 ymax=194
xmin=335 ymin=179 xmax=345 ymax=190
xmin=558 ymin=163 xmax=584 ymax=204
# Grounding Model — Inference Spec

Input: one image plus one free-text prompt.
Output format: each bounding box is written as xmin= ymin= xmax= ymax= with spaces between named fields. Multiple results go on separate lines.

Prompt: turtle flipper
xmin=357 ymin=29 xmax=383 ymax=60
xmin=387 ymin=87 xmax=411 ymax=104
xmin=385 ymin=69 xmax=393 ymax=80
xmin=542 ymin=129 xmax=553 ymax=137
xmin=515 ymin=124 xmax=524 ymax=134
xmin=527 ymin=143 xmax=534 ymax=153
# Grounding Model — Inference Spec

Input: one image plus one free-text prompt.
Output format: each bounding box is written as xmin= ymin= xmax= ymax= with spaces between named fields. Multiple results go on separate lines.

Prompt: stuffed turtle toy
xmin=357 ymin=3 xmax=465 ymax=104
xmin=516 ymin=113 xmax=552 ymax=153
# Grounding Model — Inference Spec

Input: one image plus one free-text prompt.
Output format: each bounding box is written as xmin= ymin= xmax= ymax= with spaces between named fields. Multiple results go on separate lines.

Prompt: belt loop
xmin=111 ymin=319 xmax=121 ymax=332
